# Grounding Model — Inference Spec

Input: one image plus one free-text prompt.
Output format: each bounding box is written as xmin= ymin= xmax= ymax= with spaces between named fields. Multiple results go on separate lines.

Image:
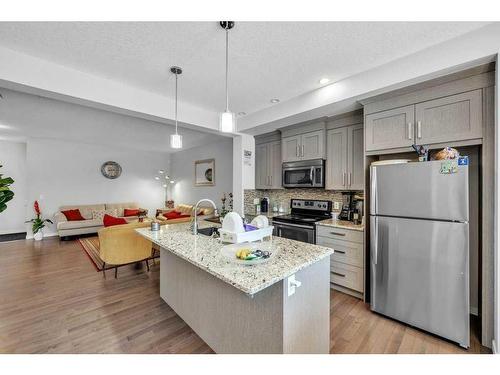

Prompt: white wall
xmin=0 ymin=140 xmax=27 ymax=234
xmin=232 ymin=134 xmax=255 ymax=215
xmin=25 ymin=138 xmax=169 ymax=237
xmin=170 ymin=138 xmax=233 ymax=209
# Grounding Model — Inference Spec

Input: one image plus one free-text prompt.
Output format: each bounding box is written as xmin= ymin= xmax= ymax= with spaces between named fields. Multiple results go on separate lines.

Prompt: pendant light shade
xmin=170 ymin=133 xmax=182 ymax=149
xmin=219 ymin=21 xmax=236 ymax=133
xmin=219 ymin=111 xmax=236 ymax=133
xmin=170 ymin=66 xmax=183 ymax=149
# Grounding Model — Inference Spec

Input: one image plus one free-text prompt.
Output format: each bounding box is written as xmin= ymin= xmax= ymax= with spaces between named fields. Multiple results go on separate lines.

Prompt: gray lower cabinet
xmin=316 ymin=226 xmax=364 ymax=298
xmin=282 ymin=130 xmax=325 ymax=162
xmin=326 ymin=124 xmax=364 ymax=190
xmin=365 ymin=89 xmax=483 ymax=152
xmin=255 ymin=141 xmax=282 ymax=189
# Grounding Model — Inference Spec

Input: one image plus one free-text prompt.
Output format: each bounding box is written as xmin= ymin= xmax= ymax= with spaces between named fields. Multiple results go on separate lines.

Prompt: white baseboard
xmin=493 ymin=340 xmax=498 ymax=354
xmin=0 ymin=229 xmax=27 ymax=235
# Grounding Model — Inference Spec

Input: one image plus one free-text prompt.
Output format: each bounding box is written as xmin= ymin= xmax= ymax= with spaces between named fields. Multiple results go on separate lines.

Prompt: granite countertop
xmin=136 ymin=221 xmax=333 ymax=296
xmin=316 ymin=218 xmax=364 ymax=232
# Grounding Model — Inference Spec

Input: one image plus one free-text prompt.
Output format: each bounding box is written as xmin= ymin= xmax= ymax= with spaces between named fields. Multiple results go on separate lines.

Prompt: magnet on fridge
xmin=458 ymin=156 xmax=469 ymax=166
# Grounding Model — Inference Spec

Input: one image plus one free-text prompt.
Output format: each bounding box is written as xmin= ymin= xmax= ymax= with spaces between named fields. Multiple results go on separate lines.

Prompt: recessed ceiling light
xmin=270 ymin=99 xmax=280 ymax=103
xmin=319 ymin=78 xmax=330 ymax=85
xmin=154 ymin=176 xmax=160 ymax=180
xmin=158 ymin=170 xmax=164 ymax=174
xmin=238 ymin=112 xmax=246 ymax=116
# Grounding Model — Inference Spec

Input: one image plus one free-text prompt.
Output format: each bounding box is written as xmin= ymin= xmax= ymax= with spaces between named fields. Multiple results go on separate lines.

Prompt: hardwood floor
xmin=0 ymin=237 xmax=491 ymax=354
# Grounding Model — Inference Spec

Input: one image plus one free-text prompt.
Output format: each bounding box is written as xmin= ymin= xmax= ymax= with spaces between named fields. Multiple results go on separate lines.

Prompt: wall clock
xmin=101 ymin=161 xmax=122 ymax=179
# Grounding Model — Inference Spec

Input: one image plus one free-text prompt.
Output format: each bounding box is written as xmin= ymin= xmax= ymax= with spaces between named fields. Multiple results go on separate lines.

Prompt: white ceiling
xmin=0 ymin=22 xmax=490 ymax=120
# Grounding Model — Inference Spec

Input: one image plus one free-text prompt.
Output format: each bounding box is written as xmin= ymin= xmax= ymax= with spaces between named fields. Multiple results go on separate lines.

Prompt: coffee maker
xmin=338 ymin=192 xmax=363 ymax=224
xmin=260 ymin=197 xmax=270 ymax=213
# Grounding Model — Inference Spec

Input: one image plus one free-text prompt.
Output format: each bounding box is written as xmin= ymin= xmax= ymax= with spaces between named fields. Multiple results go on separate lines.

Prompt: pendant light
xmin=170 ymin=66 xmax=183 ymax=149
xmin=219 ymin=21 xmax=236 ymax=133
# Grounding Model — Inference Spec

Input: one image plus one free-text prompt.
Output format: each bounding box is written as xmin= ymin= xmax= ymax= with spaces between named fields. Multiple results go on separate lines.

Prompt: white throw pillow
xmin=92 ymin=209 xmax=118 ymax=221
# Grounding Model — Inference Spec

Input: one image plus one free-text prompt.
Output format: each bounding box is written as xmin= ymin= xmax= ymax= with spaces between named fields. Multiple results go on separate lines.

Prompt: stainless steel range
xmin=273 ymin=199 xmax=332 ymax=244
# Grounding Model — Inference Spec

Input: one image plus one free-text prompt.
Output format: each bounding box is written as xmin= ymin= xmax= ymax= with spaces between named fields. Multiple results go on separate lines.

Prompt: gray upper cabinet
xmin=348 ymin=124 xmax=364 ymax=190
xmin=282 ymin=130 xmax=325 ymax=162
xmin=326 ymin=124 xmax=364 ymax=191
xmin=255 ymin=141 xmax=282 ymax=189
xmin=365 ymin=105 xmax=415 ymax=152
xmin=415 ymin=90 xmax=483 ymax=145
xmin=282 ymin=135 xmax=301 ymax=162
xmin=326 ymin=128 xmax=348 ymax=190
xmin=301 ymin=130 xmax=325 ymax=160
xmin=364 ymin=89 xmax=484 ymax=153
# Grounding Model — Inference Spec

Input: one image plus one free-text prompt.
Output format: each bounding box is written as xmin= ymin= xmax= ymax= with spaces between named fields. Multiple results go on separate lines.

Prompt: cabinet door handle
xmin=348 ymin=172 xmax=352 ymax=187
xmin=407 ymin=122 xmax=412 ymax=140
xmin=417 ymin=121 xmax=422 ymax=139
xmin=270 ymin=175 xmax=272 ymax=186
xmin=342 ymin=172 xmax=346 ymax=186
xmin=330 ymin=232 xmax=346 ymax=236
xmin=332 ymin=271 xmax=346 ymax=278
xmin=296 ymin=145 xmax=299 ymax=157
xmin=335 ymin=250 xmax=346 ymax=254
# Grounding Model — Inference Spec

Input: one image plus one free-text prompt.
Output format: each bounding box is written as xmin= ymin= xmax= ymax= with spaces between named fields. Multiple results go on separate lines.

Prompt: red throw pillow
xmin=61 ymin=209 xmax=85 ymax=221
xmin=103 ymin=214 xmax=128 ymax=227
xmin=123 ymin=208 xmax=140 ymax=217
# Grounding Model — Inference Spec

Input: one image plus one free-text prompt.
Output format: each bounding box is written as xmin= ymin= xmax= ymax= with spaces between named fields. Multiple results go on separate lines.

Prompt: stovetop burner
xmin=272 ymin=199 xmax=332 ymax=226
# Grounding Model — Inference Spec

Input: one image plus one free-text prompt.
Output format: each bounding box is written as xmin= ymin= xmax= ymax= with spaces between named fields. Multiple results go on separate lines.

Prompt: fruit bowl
xmin=220 ymin=242 xmax=277 ymax=265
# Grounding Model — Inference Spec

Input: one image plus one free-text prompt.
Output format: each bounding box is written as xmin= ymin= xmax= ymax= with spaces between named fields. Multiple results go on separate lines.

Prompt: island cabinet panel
xmin=415 ymin=89 xmax=483 ymax=145
xmin=160 ymin=249 xmax=330 ymax=354
xmin=365 ymin=105 xmax=415 ymax=152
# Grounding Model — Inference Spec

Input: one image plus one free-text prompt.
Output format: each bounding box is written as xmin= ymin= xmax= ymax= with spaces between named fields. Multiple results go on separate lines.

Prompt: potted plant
xmin=0 ymin=163 xmax=14 ymax=213
xmin=26 ymin=201 xmax=53 ymax=241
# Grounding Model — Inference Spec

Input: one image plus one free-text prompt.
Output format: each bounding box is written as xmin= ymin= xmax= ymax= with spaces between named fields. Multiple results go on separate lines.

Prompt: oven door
xmin=274 ymin=222 xmax=316 ymax=244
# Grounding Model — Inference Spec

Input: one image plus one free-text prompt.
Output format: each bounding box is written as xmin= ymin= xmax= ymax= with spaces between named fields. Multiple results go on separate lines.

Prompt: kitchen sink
xmin=197 ymin=227 xmax=219 ymax=237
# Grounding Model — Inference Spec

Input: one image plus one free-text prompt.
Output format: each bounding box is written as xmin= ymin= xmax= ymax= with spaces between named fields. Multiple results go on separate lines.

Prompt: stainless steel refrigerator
xmin=370 ymin=160 xmax=469 ymax=348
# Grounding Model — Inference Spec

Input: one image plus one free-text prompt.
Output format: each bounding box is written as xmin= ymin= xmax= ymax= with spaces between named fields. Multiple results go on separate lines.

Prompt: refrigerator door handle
xmin=370 ymin=166 xmax=377 ymax=214
xmin=371 ymin=216 xmax=378 ymax=265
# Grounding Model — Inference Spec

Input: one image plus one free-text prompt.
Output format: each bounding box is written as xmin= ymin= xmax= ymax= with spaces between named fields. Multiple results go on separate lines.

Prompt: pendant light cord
xmin=175 ymin=71 xmax=178 ymax=135
xmin=225 ymin=28 xmax=229 ymax=112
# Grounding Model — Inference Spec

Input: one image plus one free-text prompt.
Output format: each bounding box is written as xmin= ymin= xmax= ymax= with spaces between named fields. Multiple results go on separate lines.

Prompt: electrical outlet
xmin=287 ymin=274 xmax=302 ymax=297
xmin=334 ymin=201 xmax=341 ymax=210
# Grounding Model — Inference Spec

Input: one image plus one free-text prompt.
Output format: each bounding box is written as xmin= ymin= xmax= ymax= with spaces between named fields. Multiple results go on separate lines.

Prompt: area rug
xmin=78 ymin=236 xmax=159 ymax=272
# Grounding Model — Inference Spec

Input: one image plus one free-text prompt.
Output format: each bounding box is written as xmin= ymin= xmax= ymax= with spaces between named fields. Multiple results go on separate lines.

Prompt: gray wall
xmin=170 ymin=138 xmax=233 ymax=209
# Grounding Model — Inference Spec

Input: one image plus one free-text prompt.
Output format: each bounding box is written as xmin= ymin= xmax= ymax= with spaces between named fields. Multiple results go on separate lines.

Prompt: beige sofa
xmin=55 ymin=202 xmax=147 ymax=238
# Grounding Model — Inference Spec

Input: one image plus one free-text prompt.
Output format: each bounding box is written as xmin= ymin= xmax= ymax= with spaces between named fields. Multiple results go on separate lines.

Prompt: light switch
xmin=287 ymin=274 xmax=302 ymax=297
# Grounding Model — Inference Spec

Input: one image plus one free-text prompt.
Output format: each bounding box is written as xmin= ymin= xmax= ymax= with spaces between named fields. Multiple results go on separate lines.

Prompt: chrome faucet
xmin=191 ymin=198 xmax=218 ymax=235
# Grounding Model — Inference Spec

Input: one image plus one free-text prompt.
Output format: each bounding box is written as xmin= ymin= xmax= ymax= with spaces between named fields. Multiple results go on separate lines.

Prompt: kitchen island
xmin=136 ymin=221 xmax=333 ymax=354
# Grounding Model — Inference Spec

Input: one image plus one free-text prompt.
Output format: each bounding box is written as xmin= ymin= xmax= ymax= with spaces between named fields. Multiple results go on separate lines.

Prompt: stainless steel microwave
xmin=282 ymin=159 xmax=325 ymax=188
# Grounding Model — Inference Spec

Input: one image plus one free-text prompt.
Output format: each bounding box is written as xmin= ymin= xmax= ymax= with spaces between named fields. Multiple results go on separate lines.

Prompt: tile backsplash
xmin=244 ymin=189 xmax=363 ymax=214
